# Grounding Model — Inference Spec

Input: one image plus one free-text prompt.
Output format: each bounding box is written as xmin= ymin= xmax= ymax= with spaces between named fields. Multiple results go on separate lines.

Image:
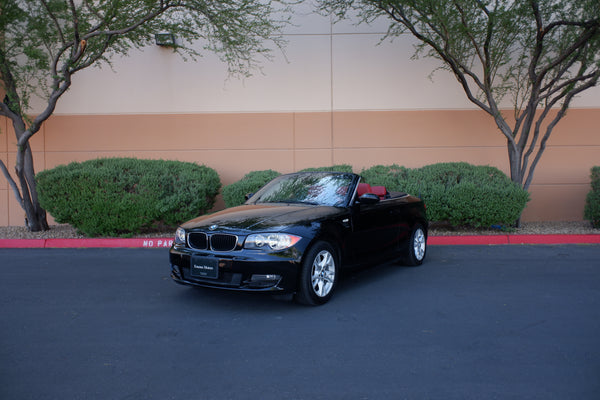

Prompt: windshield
xmin=249 ymin=172 xmax=355 ymax=207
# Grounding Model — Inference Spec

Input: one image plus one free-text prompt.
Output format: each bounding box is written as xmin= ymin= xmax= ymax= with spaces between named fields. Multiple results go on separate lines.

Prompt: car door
xmin=349 ymin=198 xmax=403 ymax=262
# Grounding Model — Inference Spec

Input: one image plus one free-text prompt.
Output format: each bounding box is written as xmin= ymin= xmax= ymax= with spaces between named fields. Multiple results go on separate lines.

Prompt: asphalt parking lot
xmin=1 ymin=245 xmax=599 ymax=400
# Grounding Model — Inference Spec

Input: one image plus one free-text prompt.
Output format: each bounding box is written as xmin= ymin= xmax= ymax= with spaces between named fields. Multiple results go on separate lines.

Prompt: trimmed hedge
xmin=362 ymin=162 xmax=530 ymax=228
xmin=584 ymin=166 xmax=600 ymax=228
xmin=222 ymin=169 xmax=281 ymax=208
xmin=360 ymin=164 xmax=410 ymax=190
xmin=36 ymin=158 xmax=221 ymax=237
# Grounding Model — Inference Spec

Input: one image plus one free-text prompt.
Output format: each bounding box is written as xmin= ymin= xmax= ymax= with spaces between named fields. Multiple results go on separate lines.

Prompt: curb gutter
xmin=1 ymin=234 xmax=599 ymax=248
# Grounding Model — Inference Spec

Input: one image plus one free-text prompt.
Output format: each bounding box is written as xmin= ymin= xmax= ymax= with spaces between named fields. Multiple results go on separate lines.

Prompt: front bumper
xmin=169 ymin=245 xmax=302 ymax=293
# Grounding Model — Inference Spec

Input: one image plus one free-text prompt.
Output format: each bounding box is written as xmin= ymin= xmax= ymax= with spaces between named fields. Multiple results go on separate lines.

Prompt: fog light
xmin=171 ymin=264 xmax=182 ymax=278
xmin=251 ymin=274 xmax=281 ymax=281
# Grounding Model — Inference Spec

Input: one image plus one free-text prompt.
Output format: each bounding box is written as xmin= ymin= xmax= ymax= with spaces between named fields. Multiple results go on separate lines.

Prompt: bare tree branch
xmin=523 ymin=70 xmax=600 ymax=189
xmin=40 ymin=0 xmax=66 ymax=45
xmin=0 ymin=159 xmax=23 ymax=204
xmin=318 ymin=0 xmax=600 ymax=189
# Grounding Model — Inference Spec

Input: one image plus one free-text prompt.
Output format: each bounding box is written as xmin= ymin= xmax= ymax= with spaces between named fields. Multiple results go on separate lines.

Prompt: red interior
xmin=357 ymin=183 xmax=387 ymax=199
xmin=357 ymin=183 xmax=372 ymax=197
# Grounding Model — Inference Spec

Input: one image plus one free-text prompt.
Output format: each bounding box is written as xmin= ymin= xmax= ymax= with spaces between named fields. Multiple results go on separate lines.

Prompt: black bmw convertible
xmin=169 ymin=171 xmax=427 ymax=305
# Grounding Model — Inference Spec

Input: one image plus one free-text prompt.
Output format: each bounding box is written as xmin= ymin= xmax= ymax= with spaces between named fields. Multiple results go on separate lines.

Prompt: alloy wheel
xmin=311 ymin=250 xmax=335 ymax=297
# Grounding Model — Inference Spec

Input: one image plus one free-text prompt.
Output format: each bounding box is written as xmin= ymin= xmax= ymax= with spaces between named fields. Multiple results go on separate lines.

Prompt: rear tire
xmin=403 ymin=224 xmax=427 ymax=266
xmin=295 ymin=241 xmax=338 ymax=306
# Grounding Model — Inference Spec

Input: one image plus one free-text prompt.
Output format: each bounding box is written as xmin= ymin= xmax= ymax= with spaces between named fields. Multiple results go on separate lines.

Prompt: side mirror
xmin=245 ymin=193 xmax=255 ymax=201
xmin=358 ymin=193 xmax=380 ymax=204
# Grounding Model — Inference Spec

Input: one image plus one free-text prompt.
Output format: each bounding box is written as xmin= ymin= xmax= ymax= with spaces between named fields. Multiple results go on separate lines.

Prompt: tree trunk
xmin=507 ymin=140 xmax=524 ymax=188
xmin=14 ymin=142 xmax=49 ymax=231
xmin=2 ymin=112 xmax=49 ymax=231
xmin=506 ymin=140 xmax=525 ymax=228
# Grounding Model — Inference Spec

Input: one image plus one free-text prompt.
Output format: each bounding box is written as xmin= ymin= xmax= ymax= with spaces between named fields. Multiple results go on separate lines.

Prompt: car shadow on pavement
xmin=169 ymin=259 xmax=419 ymax=309
xmin=174 ymin=284 xmax=298 ymax=310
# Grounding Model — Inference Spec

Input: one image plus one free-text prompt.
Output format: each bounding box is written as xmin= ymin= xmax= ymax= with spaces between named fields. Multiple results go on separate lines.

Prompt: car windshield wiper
xmin=286 ymin=200 xmax=321 ymax=206
xmin=256 ymin=199 xmax=321 ymax=206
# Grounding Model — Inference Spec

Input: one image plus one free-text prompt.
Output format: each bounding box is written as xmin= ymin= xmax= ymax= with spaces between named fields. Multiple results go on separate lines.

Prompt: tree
xmin=318 ymin=0 xmax=600 ymax=190
xmin=0 ymin=0 xmax=291 ymax=231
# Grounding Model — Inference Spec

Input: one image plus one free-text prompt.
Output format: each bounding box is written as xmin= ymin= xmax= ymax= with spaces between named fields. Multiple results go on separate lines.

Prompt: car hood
xmin=180 ymin=204 xmax=345 ymax=233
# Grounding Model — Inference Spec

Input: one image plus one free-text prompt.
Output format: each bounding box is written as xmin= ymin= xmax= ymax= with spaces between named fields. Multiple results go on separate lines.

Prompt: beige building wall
xmin=2 ymin=4 xmax=599 ymax=226
xmin=2 ymin=108 xmax=598 ymax=225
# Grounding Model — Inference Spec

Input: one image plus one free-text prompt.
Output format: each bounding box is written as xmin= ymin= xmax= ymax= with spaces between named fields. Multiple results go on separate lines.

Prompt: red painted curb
xmin=0 ymin=237 xmax=174 ymax=249
xmin=0 ymin=235 xmax=599 ymax=248
xmin=429 ymin=234 xmax=600 ymax=245
xmin=45 ymin=238 xmax=175 ymax=248
xmin=0 ymin=239 xmax=47 ymax=248
xmin=507 ymin=234 xmax=600 ymax=244
xmin=428 ymin=235 xmax=509 ymax=245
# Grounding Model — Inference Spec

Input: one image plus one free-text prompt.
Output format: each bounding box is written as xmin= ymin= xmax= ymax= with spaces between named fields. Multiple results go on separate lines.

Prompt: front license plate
xmin=190 ymin=256 xmax=218 ymax=279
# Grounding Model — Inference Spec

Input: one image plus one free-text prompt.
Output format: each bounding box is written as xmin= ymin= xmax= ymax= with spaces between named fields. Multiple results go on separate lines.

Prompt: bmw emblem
xmin=209 ymin=224 xmax=218 ymax=231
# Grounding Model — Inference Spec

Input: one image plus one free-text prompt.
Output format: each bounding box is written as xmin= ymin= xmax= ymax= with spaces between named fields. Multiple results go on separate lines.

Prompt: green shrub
xmin=361 ymin=162 xmax=530 ymax=228
xmin=360 ymin=164 xmax=411 ymax=190
xmin=222 ymin=169 xmax=281 ymax=208
xmin=36 ymin=158 xmax=221 ymax=237
xmin=300 ymin=164 xmax=354 ymax=173
xmin=584 ymin=166 xmax=600 ymax=228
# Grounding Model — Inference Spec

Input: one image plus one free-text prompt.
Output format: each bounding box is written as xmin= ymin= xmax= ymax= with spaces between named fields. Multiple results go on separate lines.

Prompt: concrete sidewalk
xmin=1 ymin=234 xmax=599 ymax=248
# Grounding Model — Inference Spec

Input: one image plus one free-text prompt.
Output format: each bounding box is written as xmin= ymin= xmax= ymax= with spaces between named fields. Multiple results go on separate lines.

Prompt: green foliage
xmin=360 ymin=164 xmax=411 ymax=189
xmin=36 ymin=158 xmax=221 ymax=237
xmin=584 ymin=166 xmax=600 ymax=228
xmin=361 ymin=162 xmax=530 ymax=228
xmin=300 ymin=165 xmax=354 ymax=173
xmin=222 ymin=169 xmax=281 ymax=208
xmin=589 ymin=166 xmax=600 ymax=192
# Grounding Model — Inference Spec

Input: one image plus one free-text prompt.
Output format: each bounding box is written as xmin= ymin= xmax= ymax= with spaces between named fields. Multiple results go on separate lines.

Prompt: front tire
xmin=295 ymin=241 xmax=338 ymax=306
xmin=403 ymin=224 xmax=427 ymax=266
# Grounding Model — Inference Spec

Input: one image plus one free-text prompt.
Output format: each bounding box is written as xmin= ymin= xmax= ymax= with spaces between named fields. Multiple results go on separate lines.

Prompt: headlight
xmin=245 ymin=233 xmax=301 ymax=251
xmin=174 ymin=227 xmax=186 ymax=245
